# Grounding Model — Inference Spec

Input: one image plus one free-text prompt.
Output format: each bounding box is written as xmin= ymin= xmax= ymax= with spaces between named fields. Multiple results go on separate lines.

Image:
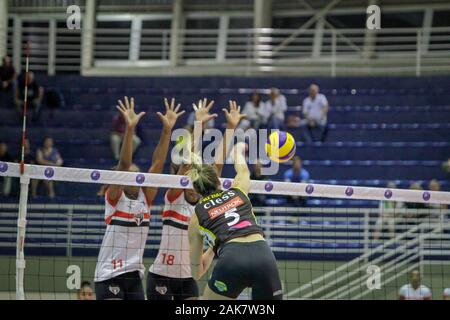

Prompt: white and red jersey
xmin=94 ymin=188 xmax=151 ymax=282
xmin=399 ymin=284 xmax=432 ymax=300
xmin=149 ymin=190 xmax=194 ymax=278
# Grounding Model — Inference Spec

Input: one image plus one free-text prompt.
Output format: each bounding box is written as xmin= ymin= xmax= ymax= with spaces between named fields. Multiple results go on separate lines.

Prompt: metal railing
xmin=5 ymin=23 xmax=450 ymax=75
xmin=0 ymin=204 xmax=448 ymax=259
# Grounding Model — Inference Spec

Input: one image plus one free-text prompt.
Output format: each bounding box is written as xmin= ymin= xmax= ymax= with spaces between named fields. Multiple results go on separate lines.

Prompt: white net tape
xmin=1 ymin=161 xmax=449 ymax=204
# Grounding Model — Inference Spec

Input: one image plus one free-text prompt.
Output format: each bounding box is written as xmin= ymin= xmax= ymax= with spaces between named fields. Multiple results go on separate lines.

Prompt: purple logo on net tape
xmin=180 ymin=177 xmax=189 ymax=187
xmin=265 ymin=182 xmax=273 ymax=192
xmin=0 ymin=162 xmax=7 ymax=173
xmin=345 ymin=187 xmax=354 ymax=196
xmin=136 ymin=174 xmax=145 ymax=184
xmin=305 ymin=184 xmax=314 ymax=194
xmin=384 ymin=189 xmax=393 ymax=199
xmin=44 ymin=167 xmax=54 ymax=178
xmin=422 ymin=191 xmax=431 ymax=201
xmin=223 ymin=179 xmax=231 ymax=189
xmin=90 ymin=170 xmax=100 ymax=181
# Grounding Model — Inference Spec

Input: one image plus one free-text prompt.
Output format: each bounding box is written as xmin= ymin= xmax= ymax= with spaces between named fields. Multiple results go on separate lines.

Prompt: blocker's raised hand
xmin=158 ymin=97 xmax=185 ymax=130
xmin=193 ymin=97 xmax=217 ymax=124
xmin=116 ymin=96 xmax=145 ymax=129
xmin=223 ymin=100 xmax=246 ymax=129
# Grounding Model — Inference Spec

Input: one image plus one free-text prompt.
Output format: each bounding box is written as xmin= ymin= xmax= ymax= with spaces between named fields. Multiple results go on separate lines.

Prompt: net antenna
xmin=16 ymin=42 xmax=31 ymax=300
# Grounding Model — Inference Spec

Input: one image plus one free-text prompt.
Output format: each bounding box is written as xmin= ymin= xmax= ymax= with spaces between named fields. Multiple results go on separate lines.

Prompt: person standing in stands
xmin=0 ymin=56 xmax=16 ymax=92
xmin=0 ymin=143 xmax=13 ymax=196
xmin=110 ymin=109 xmax=142 ymax=161
xmin=301 ymin=84 xmax=329 ymax=142
xmin=283 ymin=156 xmax=310 ymax=206
xmin=427 ymin=179 xmax=447 ymax=210
xmin=373 ymin=182 xmax=405 ymax=240
xmin=35 ymin=137 xmax=63 ymax=198
xmin=398 ymin=270 xmax=432 ymax=300
xmin=15 ymin=71 xmax=44 ymax=123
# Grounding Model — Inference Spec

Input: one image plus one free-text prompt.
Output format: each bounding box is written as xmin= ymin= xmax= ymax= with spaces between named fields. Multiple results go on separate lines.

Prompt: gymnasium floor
xmin=0 ymin=256 xmax=448 ymax=300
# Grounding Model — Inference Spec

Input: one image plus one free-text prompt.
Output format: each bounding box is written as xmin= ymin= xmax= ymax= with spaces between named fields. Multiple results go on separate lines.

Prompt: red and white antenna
xmin=20 ymin=42 xmax=31 ymax=175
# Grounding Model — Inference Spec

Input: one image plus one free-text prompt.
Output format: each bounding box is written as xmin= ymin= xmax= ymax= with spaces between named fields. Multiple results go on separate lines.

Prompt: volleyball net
xmin=1 ymin=161 xmax=450 ymax=300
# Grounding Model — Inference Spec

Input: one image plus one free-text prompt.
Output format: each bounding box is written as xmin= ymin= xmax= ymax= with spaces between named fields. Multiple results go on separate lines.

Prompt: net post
xmin=16 ymin=175 xmax=30 ymax=300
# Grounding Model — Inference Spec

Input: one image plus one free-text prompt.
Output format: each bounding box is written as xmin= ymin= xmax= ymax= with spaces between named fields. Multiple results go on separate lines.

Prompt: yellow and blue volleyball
xmin=265 ymin=131 xmax=296 ymax=163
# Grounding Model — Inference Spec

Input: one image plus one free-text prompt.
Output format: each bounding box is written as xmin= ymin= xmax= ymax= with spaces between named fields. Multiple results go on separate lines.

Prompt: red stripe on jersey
xmin=162 ymin=210 xmax=190 ymax=222
xmin=166 ymin=190 xmax=183 ymax=203
xmin=105 ymin=210 xmax=151 ymax=224
xmin=105 ymin=188 xmax=122 ymax=207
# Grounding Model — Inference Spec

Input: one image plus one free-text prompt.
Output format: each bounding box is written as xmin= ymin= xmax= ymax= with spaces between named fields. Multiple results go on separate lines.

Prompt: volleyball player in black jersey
xmin=187 ymin=141 xmax=283 ymax=300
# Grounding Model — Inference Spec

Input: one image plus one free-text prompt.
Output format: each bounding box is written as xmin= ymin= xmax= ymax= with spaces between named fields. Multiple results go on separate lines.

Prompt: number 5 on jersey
xmin=225 ymin=208 xmax=240 ymax=227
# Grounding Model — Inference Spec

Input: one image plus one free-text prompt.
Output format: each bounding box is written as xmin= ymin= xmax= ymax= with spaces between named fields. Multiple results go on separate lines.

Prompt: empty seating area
xmin=1 ymin=75 xmax=449 ymax=207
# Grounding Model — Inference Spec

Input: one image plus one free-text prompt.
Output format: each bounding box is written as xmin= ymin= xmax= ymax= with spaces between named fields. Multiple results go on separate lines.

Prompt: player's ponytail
xmin=187 ymin=162 xmax=221 ymax=197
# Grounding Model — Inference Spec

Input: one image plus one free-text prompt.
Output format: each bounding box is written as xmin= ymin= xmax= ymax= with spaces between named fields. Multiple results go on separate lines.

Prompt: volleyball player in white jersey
xmin=147 ymin=99 xmax=245 ymax=300
xmin=94 ymin=96 xmax=185 ymax=300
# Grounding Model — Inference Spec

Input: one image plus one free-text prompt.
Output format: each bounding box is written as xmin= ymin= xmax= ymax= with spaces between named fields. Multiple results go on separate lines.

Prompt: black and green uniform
xmin=194 ymin=187 xmax=282 ymax=300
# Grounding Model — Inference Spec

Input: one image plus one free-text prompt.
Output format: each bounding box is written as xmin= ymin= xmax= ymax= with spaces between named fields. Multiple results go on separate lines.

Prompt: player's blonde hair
xmin=186 ymin=154 xmax=220 ymax=197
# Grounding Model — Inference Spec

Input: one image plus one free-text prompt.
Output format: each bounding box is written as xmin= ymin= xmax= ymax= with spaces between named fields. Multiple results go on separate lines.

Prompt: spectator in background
xmin=373 ymin=182 xmax=405 ymax=240
xmin=15 ymin=71 xmax=44 ymax=123
xmin=301 ymin=84 xmax=329 ymax=142
xmin=77 ymin=281 xmax=95 ymax=300
xmin=36 ymin=137 xmax=63 ymax=198
xmin=0 ymin=56 xmax=16 ymax=92
xmin=284 ymin=156 xmax=310 ymax=206
xmin=405 ymin=182 xmax=427 ymax=211
xmin=110 ymin=110 xmax=142 ymax=160
xmin=265 ymin=88 xmax=287 ymax=130
xmin=443 ymin=288 xmax=450 ymax=300
xmin=0 ymin=143 xmax=13 ymax=196
xmin=19 ymin=138 xmax=39 ymax=199
xmin=398 ymin=270 xmax=432 ymax=300
xmin=442 ymin=158 xmax=450 ymax=173
xmin=250 ymin=161 xmax=267 ymax=208
xmin=428 ymin=179 xmax=447 ymax=210
xmin=239 ymin=92 xmax=267 ymax=130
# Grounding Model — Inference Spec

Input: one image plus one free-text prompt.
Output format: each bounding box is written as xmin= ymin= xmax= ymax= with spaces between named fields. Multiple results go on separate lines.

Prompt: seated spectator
xmin=0 ymin=56 xmax=16 ymax=92
xmin=404 ymin=182 xmax=427 ymax=212
xmin=283 ymin=156 xmax=310 ymax=206
xmin=0 ymin=143 xmax=13 ymax=196
xmin=373 ymin=182 xmax=405 ymax=240
xmin=249 ymin=161 xmax=267 ymax=208
xmin=398 ymin=270 xmax=432 ymax=300
xmin=428 ymin=179 xmax=447 ymax=210
xmin=77 ymin=281 xmax=95 ymax=300
xmin=110 ymin=111 xmax=142 ymax=160
xmin=239 ymin=92 xmax=267 ymax=130
xmin=19 ymin=138 xmax=39 ymax=198
xmin=15 ymin=71 xmax=44 ymax=123
xmin=301 ymin=84 xmax=329 ymax=142
xmin=265 ymin=88 xmax=287 ymax=130
xmin=442 ymin=158 xmax=450 ymax=173
xmin=35 ymin=137 xmax=63 ymax=198
xmin=443 ymin=288 xmax=450 ymax=300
